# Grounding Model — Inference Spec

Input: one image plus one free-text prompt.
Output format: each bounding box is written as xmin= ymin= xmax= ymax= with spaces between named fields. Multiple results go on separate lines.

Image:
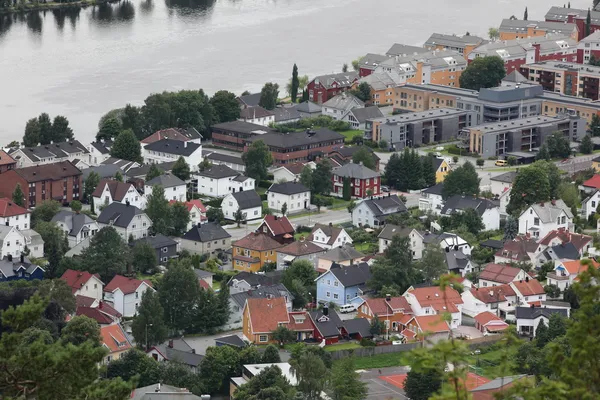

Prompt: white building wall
xmin=121 ymin=284 xmax=154 ymax=317
xmin=195 ymin=176 xmax=235 ymax=197
xmin=0 ymin=213 xmax=31 ymax=231
xmin=582 ymin=191 xmax=600 ymax=220
xmin=93 ymin=183 xmax=147 ymax=210
xmin=268 ymin=191 xmax=311 ymax=214
xmin=239 ymin=115 xmax=275 ymax=127
xmin=481 ymin=208 xmax=501 ymax=231
xmin=143 ymin=146 xmax=203 ymax=172
xmin=352 ymin=201 xmax=377 ymax=227
xmin=490 ymin=180 xmax=512 ymax=196
xmin=418 ymin=193 xmax=444 ymax=215
xmin=0 ymin=229 xmax=25 ymax=258
xmin=230 ymin=178 xmax=256 ymax=193
xmin=272 ymin=169 xmax=297 ymax=183
xmin=311 ymin=228 xmax=353 ymax=250
xmin=518 ymin=207 xmax=571 ymax=240
xmin=221 ymin=194 xmax=262 ymax=221
xmin=74 ymin=276 xmax=104 ymax=301
xmin=146 ymin=184 xmax=187 ymax=202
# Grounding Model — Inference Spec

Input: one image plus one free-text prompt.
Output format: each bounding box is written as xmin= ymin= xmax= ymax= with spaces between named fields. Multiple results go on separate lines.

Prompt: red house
xmin=307 ymin=72 xmax=359 ymax=104
xmin=257 ymin=215 xmax=295 ymax=244
xmin=332 ymin=162 xmax=381 ymax=198
xmin=308 ymin=307 xmax=343 ymax=345
xmin=0 ymin=151 xmax=16 ymax=174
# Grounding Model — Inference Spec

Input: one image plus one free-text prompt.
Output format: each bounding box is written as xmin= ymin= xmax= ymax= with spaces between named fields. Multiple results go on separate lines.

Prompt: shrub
xmin=476 ymin=158 xmax=485 ymax=167
xmin=258 ymin=180 xmax=273 ymax=189
xmin=296 ymin=225 xmax=312 ymax=233
xmin=360 ymin=338 xmax=376 ymax=347
xmin=452 ymin=156 xmax=459 ymax=163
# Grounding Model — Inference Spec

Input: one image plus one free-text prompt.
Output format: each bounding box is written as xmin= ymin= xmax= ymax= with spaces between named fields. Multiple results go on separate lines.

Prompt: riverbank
xmin=0 ymin=0 xmax=119 ymax=15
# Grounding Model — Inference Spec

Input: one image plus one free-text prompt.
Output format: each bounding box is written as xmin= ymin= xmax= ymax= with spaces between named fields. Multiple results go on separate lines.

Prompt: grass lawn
xmin=340 ymin=130 xmax=364 ymax=140
xmin=485 ymin=166 xmax=521 ymax=173
xmin=464 ymin=347 xmax=517 ymax=379
xmin=256 ymin=187 xmax=267 ymax=195
xmin=212 ymin=280 xmax=221 ymax=291
xmin=354 ymin=242 xmax=375 ymax=252
xmin=350 ymin=352 xmax=411 ymax=370
xmin=324 ymin=342 xmax=362 ymax=352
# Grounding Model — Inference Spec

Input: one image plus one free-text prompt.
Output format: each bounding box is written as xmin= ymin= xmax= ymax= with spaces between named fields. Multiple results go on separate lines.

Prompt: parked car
xmin=340 ymin=304 xmax=357 ymax=313
xmin=381 ymin=185 xmax=390 ymax=193
xmin=495 ymin=159 xmax=507 ymax=167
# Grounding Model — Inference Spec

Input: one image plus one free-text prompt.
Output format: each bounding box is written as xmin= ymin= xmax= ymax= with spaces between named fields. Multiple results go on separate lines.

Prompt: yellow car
xmin=495 ymin=160 xmax=507 ymax=167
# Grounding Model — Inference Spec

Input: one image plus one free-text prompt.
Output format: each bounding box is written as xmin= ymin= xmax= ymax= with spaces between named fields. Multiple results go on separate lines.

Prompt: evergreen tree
xmin=114 ymin=171 xmax=124 ymax=182
xmin=242 ymin=140 xmax=273 ymax=181
xmin=23 ymin=118 xmax=41 ymax=147
xmin=301 ymin=89 xmax=309 ymax=102
xmin=291 ymin=64 xmax=300 ymax=103
xmin=590 ymin=113 xmax=600 ymax=136
xmin=384 ymin=152 xmax=402 ymax=189
xmin=421 ymin=154 xmax=437 ymax=187
xmin=110 ymin=129 xmax=142 ymax=162
xmin=503 ymin=216 xmax=518 ymax=240
xmin=261 ymin=344 xmax=281 ymax=363
xmin=83 ymin=171 xmax=100 ymax=206
xmin=12 ymin=183 xmax=25 ymax=207
xmin=342 ymin=177 xmax=351 ymax=200
xmin=172 ymin=156 xmax=191 ymax=181
xmin=580 ymin=134 xmax=593 ymax=154
xmin=38 ymin=113 xmax=54 ymax=145
xmin=329 ymin=356 xmax=367 ymax=400
xmin=536 ymin=143 xmax=551 ymax=161
xmin=524 ymin=6 xmax=528 ymax=20
xmin=535 ymin=318 xmax=549 ymax=348
xmin=587 ymin=8 xmax=592 ymax=37
xmin=131 ymin=290 xmax=168 ymax=349
xmin=407 ymin=149 xmax=423 ymax=190
xmin=146 ymin=185 xmax=170 ymax=235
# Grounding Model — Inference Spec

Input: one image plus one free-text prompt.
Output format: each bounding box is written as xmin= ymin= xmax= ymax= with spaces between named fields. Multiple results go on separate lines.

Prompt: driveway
xmin=452 ymin=325 xmax=484 ymax=340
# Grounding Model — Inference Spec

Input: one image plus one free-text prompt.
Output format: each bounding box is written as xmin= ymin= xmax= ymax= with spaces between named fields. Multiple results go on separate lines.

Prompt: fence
xmin=328 ymin=342 xmax=420 ymax=361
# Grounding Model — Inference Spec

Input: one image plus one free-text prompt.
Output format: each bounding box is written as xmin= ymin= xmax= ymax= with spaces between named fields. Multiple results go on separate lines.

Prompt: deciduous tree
xmin=146 ymin=164 xmax=163 ymax=181
xmin=210 ymin=90 xmax=241 ymax=123
xmin=283 ymin=259 xmax=318 ymax=308
xmin=459 ymin=56 xmax=505 ymax=90
xmin=131 ymin=290 xmax=168 ymax=349
xmin=352 ymin=146 xmax=376 ymax=169
xmin=441 ymin=161 xmax=480 ymax=199
xmin=51 ymin=115 xmax=74 ymax=143
xmin=83 ymin=171 xmax=100 ymax=207
xmin=37 ymin=113 xmax=54 ymax=145
xmin=170 ymin=201 xmax=190 ymax=236
xmin=198 ymin=345 xmax=240 ymax=394
xmin=35 ymin=221 xmax=69 ymax=278
xmin=159 ymin=261 xmax=200 ymax=332
xmin=351 ymin=82 xmax=372 ymax=103
xmin=589 ymin=113 xmax=600 ymax=136
xmin=172 ymin=156 xmax=191 ymax=181
xmin=242 ymin=140 xmax=273 ymax=181
xmin=60 ymin=315 xmax=102 ymax=346
xmin=23 ymin=118 xmax=41 ymax=147
xmin=70 ymin=200 xmax=82 ymax=213
xmin=311 ymin=159 xmax=333 ymax=196
xmin=132 ymin=240 xmax=158 ymax=274
xmin=299 ymin=165 xmax=313 ymax=190
xmin=418 ymin=244 xmax=448 ymax=282
xmin=31 ymin=200 xmax=61 ymax=227
xmin=262 ymin=344 xmax=282 ymax=363
xmin=291 ymin=351 xmax=329 ymax=400
xmin=281 ymin=202 xmax=288 ymax=217
xmin=271 ymin=326 xmax=296 ymax=347
xmin=110 ymin=129 xmax=142 ymax=162
xmin=80 ymin=226 xmax=130 ymax=281
xmin=507 ymin=160 xmax=560 ymax=216
xmin=259 ymin=82 xmax=279 ymax=110
xmin=234 ymin=365 xmax=295 ymax=400
xmin=369 ymin=235 xmax=417 ymax=294
xmin=107 ymin=349 xmax=162 ymax=388
xmin=403 ymin=369 xmax=443 ymax=400
xmin=580 ymin=134 xmax=593 ymax=154
xmin=329 ymin=356 xmax=367 ymax=400
xmin=146 ymin=185 xmax=170 ymax=235
xmin=547 ymin=130 xmax=572 ymax=158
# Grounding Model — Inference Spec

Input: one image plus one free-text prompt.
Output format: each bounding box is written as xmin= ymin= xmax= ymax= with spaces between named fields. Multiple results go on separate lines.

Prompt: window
xmin=334 ymin=281 xmax=339 ymax=287
xmin=162 ymin=247 xmax=168 ymax=253
xmin=94 ymin=284 xmax=97 ymax=289
xmin=333 ymin=293 xmax=339 ymax=299
xmin=136 ymin=292 xmax=139 ymax=299
xmin=327 ymin=279 xmax=330 ymax=285
xmin=534 ymin=217 xmax=540 ymax=226
xmin=326 ymin=291 xmax=331 ymax=298
xmin=259 ymin=335 xmax=268 ymax=343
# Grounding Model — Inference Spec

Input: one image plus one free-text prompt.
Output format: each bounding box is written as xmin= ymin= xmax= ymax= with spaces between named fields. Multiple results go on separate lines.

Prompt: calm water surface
xmin=0 ymin=0 xmax=587 ymax=143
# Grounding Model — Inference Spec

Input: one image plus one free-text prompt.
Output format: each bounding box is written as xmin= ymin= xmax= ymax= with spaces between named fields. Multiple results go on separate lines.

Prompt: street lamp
xmin=472 ymin=349 xmax=481 ymax=386
xmin=145 ymin=323 xmax=153 ymax=351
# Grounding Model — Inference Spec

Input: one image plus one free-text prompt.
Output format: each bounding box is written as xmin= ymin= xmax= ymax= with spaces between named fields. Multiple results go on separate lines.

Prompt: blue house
xmin=315 ymin=262 xmax=371 ymax=306
xmin=0 ymin=255 xmax=45 ymax=282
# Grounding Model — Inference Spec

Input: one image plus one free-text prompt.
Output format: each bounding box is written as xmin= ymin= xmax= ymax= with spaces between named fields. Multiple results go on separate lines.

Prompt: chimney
xmin=323 ymin=306 xmax=329 ymax=316
xmin=551 ymin=199 xmax=556 ymax=206
xmin=525 ymin=276 xmax=529 ymax=282
xmin=155 ymin=383 xmax=161 ymax=393
xmin=385 ymin=293 xmax=391 ymax=301
xmin=126 ymin=200 xmax=130 ymax=206
xmin=7 ymin=254 xmax=12 ymax=262
xmin=184 ymin=141 xmax=188 ymax=148
xmin=540 ymin=202 xmax=544 ymax=207
xmin=168 ymin=339 xmax=174 ymax=348
xmin=20 ymin=254 xmax=24 ymax=263
xmin=99 ymin=301 xmax=103 ymax=309
xmin=191 ymin=348 xmax=196 ymax=354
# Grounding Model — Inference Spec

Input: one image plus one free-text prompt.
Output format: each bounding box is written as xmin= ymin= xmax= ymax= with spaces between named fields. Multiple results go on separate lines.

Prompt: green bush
xmin=204 ymin=198 xmax=222 ymax=208
xmin=296 ymin=225 xmax=312 ymax=233
xmin=258 ymin=180 xmax=273 ymax=189
xmin=360 ymin=338 xmax=376 ymax=347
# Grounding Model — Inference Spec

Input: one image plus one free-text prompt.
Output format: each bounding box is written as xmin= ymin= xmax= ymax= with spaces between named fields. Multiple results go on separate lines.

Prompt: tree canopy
xmin=352 ymin=147 xmax=377 ymax=170
xmin=209 ymin=90 xmax=241 ymax=123
xmin=110 ymin=129 xmax=142 ymax=162
xmin=22 ymin=113 xmax=74 ymax=147
xmin=80 ymin=226 xmax=131 ymax=282
xmin=242 ymin=140 xmax=273 ymax=181
xmin=259 ymin=83 xmax=279 ymax=110
xmin=369 ymin=235 xmax=419 ymax=294
xmin=507 ymin=160 xmax=560 ymax=216
xmin=459 ymin=56 xmax=506 ymax=90
xmin=441 ymin=161 xmax=480 ymax=199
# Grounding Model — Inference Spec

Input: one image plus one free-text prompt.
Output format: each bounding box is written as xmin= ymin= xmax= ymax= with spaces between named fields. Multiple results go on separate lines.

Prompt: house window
xmin=533 ymin=217 xmax=539 ymax=226
xmin=334 ymin=281 xmax=339 ymax=287
xmin=333 ymin=293 xmax=339 ymax=299
xmin=259 ymin=335 xmax=268 ymax=343
xmin=136 ymin=292 xmax=139 ymax=299
xmin=326 ymin=291 xmax=331 ymax=298
xmin=162 ymin=247 xmax=168 ymax=253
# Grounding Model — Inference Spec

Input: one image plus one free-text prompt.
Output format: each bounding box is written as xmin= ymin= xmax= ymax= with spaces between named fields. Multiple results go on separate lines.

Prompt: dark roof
xmin=320 ymin=244 xmax=364 ymax=262
xmin=261 ymin=215 xmax=294 ymax=236
xmin=422 ymin=183 xmax=444 ymax=195
xmin=227 ymin=271 xmax=283 ymax=289
xmin=97 ymin=203 xmax=145 ymax=228
xmin=550 ymin=242 xmax=580 ymax=260
xmin=295 ymin=101 xmax=322 ymax=113
xmin=92 ymin=179 xmax=137 ymax=201
xmin=333 ymin=162 xmax=380 ymax=179
xmin=445 ymin=250 xmax=471 ymax=272
xmin=327 ymin=262 xmax=371 ymax=287
xmin=342 ymin=318 xmax=372 ymax=338
xmin=14 ymin=161 xmax=81 ymax=182
xmin=238 ymin=92 xmax=262 ymax=107
xmin=14 ymin=140 xmax=89 ymax=162
xmin=127 ymin=162 xmax=175 ymax=178
xmin=194 ymin=269 xmax=214 ymax=279
xmin=146 ymin=173 xmax=186 ymax=188
xmin=52 ymin=210 xmax=95 ymax=237
xmin=143 ymin=139 xmax=201 ymax=156
xmin=196 ymin=164 xmax=239 ymax=179
xmin=421 ymin=155 xmax=444 ymax=171
xmin=441 ymin=195 xmax=498 ymax=217
xmin=90 ymin=140 xmax=114 ymax=155
xmin=214 ymin=335 xmax=246 ymax=348
xmin=240 ymin=106 xmax=275 ymax=119
xmin=182 ymin=222 xmax=231 ymax=242
xmin=515 ymin=306 xmax=569 ymax=320
xmin=230 ymin=283 xmax=293 ymax=309
xmin=131 ymin=234 xmax=178 ymax=249
xmin=153 ymin=344 xmax=203 ymax=367
xmin=309 ymin=309 xmax=343 ymax=337
xmin=378 ymin=224 xmax=412 ymax=240
xmin=268 ymin=181 xmax=310 ymax=195
xmin=479 ymin=239 xmax=505 ymax=250
xmin=231 ymin=190 xmax=262 ymax=209
xmin=272 ymin=106 xmax=301 ymax=122
xmin=350 ymin=106 xmax=384 ymax=123
xmin=361 ymin=195 xmax=407 ymax=218
xmin=331 ymin=146 xmax=380 ymax=161
xmin=250 ymin=128 xmax=344 ymax=148
xmin=211 ymin=120 xmax=275 ymax=135
xmin=490 ymin=171 xmax=517 ymax=183
xmin=81 ymin=164 xmax=124 ymax=181
xmin=278 ymin=240 xmax=325 ymax=256
xmin=205 ymin=152 xmax=244 ymax=165
xmin=0 ymin=256 xmax=43 ymax=279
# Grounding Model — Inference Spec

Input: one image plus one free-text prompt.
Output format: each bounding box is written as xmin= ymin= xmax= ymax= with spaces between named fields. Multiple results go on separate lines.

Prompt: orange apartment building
xmin=498 ymin=19 xmax=578 ymax=41
xmin=423 ymin=32 xmax=486 ymax=58
xmin=232 ymin=232 xmax=283 ymax=272
xmin=352 ymin=72 xmax=399 ymax=106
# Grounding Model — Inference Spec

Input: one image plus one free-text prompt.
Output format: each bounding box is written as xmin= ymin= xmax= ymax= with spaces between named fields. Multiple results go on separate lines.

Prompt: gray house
xmin=131 ymin=234 xmax=179 ymax=265
xmin=180 ymin=222 xmax=232 ymax=256
xmin=296 ymin=101 xmax=322 ymax=118
xmin=276 ymin=239 xmax=327 ymax=270
xmin=51 ymin=210 xmax=99 ymax=248
xmin=226 ymin=271 xmax=284 ymax=294
xmin=226 ymin=284 xmax=294 ymax=329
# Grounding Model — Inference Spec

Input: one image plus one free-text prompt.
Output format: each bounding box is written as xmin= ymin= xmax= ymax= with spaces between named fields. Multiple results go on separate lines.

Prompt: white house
xmin=351 ymin=195 xmax=407 ymax=227
xmin=440 ymin=195 xmax=501 ymax=231
xmin=103 ymin=275 xmax=155 ymax=317
xmin=142 ymin=139 xmax=203 ymax=171
xmin=144 ymin=174 xmax=187 ymax=202
xmin=272 ymin=162 xmax=315 ymax=183
xmin=518 ymin=199 xmax=573 ymax=240
xmin=426 ymin=232 xmax=472 ymax=256
xmin=460 ymin=285 xmax=516 ymax=317
xmin=10 ymin=140 xmax=89 ymax=168
xmin=308 ymin=223 xmax=353 ymax=250
xmin=204 ymin=152 xmax=245 ymax=172
xmin=97 ymin=203 xmax=152 ymax=241
xmin=0 ymin=226 xmax=25 ymax=258
xmin=193 ymin=165 xmax=255 ymax=197
xmin=0 ymin=198 xmax=31 ymax=231
xmin=489 ymin=171 xmax=516 ymax=195
xmin=510 ymin=278 xmax=547 ymax=307
xmin=87 ymin=140 xmax=113 ymax=166
xmin=321 ymin=93 xmax=364 ymax=120
xmin=515 ymin=306 xmax=569 ymax=337
xmin=478 ymin=264 xmax=528 ymax=288
xmin=546 ymin=259 xmax=599 ymax=291
xmin=498 ymin=187 xmax=511 ymax=219
xmin=267 ymin=182 xmax=311 ymax=215
xmin=51 ymin=210 xmax=99 ymax=248
xmin=237 ymin=106 xmax=275 ymax=126
xmin=378 ymin=225 xmax=424 ymax=258
xmin=403 ymin=286 xmax=464 ymax=329
xmin=581 ymin=190 xmax=600 ymax=220
xmin=61 ymin=269 xmax=105 ymax=301
xmin=21 ymin=229 xmax=44 ymax=258
xmin=92 ymin=180 xmax=147 ymax=210
xmin=418 ymin=183 xmax=444 ymax=215
xmin=222 ymin=190 xmax=263 ymax=221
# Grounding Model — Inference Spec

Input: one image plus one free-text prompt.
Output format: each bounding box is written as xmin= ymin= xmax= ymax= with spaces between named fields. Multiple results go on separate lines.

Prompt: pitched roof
xmin=227 ymin=271 xmax=283 ymax=289
xmin=358 ymin=53 xmax=388 ymax=69
xmin=237 ymin=92 xmax=262 ymax=107
xmin=473 ymin=311 xmax=509 ymax=332
xmin=92 ymin=179 xmax=137 ymax=201
xmin=499 ymin=18 xmax=577 ymax=35
xmin=295 ymin=101 xmax=322 ymax=113
xmin=272 ymin=106 xmax=301 ymax=123
xmin=311 ymin=71 xmax=359 ymax=89
xmin=182 ymin=222 xmax=231 ymax=242
xmin=278 ymin=240 xmax=325 ymax=256
xmin=0 ymin=256 xmax=43 ymax=280
xmin=13 ymin=160 xmax=82 ymax=182
xmin=515 ymin=306 xmax=569 ymax=320
xmin=268 ymin=181 xmax=310 ymax=195
xmin=211 ymin=120 xmax=275 ymax=135
xmin=141 ymin=127 xmax=202 ymax=144
xmin=470 ymin=34 xmax=576 ymax=59
xmin=445 ymin=250 xmax=471 ymax=272
xmin=495 ymin=236 xmax=538 ymax=262
xmin=132 ymin=384 xmax=202 ymax=400
xmin=104 ymin=275 xmax=152 ymax=294
xmin=76 ymin=306 xmax=115 ymax=325
xmin=342 ymin=317 xmax=372 ymax=337
xmin=441 ymin=195 xmax=498 ymax=217
xmin=469 ymin=285 xmax=515 ymax=304
xmin=13 ymin=140 xmax=89 ymax=162
xmin=327 ymin=262 xmax=372 ymax=287
xmin=250 ymin=128 xmax=344 ymax=149
xmin=146 ymin=173 xmax=186 ymax=188
xmin=214 ymin=335 xmax=246 ymax=348
xmin=131 ymin=234 xmax=178 ymax=250
xmin=411 ymin=315 xmax=451 ymax=333
xmin=152 ymin=342 xmax=204 ymax=368
xmin=234 ymin=232 xmax=284 ymax=252
xmin=359 ymin=195 xmax=407 ymax=218
xmin=230 ymin=283 xmax=293 ymax=309
xmin=378 ymin=224 xmax=412 ymax=240
xmin=479 ymin=264 xmax=523 ymax=284
xmin=204 ymin=151 xmax=244 ymax=166
xmin=81 ymin=164 xmax=124 ymax=181
xmin=261 ymin=215 xmax=294 ymax=236
xmin=100 ymin=324 xmax=131 ymax=353
xmin=539 ymin=229 xmax=592 ymax=250
xmin=550 ymin=242 xmax=580 ymax=260
xmin=52 ymin=210 xmax=96 ymax=237
xmin=126 ymin=161 xmax=175 ymax=178
xmin=524 ymin=199 xmax=573 ymax=222
xmin=511 ymin=278 xmax=544 ymax=296
xmin=408 ymin=286 xmax=463 ymax=313
xmin=361 ymin=296 xmax=412 ymax=317
xmin=491 ymin=170 xmax=518 ymax=183
xmin=143 ymin=139 xmax=202 ymax=156
xmin=96 ymin=203 xmax=145 ymax=228
xmin=75 ymin=295 xmax=97 ymax=308
xmin=333 ymin=162 xmax=380 ymax=179
xmin=169 ymin=199 xmax=207 ymax=213
xmin=61 ymin=269 xmax=102 ymax=294
xmin=239 ymin=106 xmax=275 ymax=119
xmin=230 ymin=190 xmax=262 ymax=209
xmin=0 ymin=150 xmax=16 ymax=166
xmin=422 ymin=183 xmax=444 ymax=195
xmin=275 ymin=163 xmax=306 ymax=175
xmin=319 ymin=244 xmax=364 ymax=262
xmin=309 ymin=308 xmax=343 ymax=337
xmin=387 ymin=43 xmax=431 ymax=56
xmin=196 ymin=164 xmax=239 ymax=179
xmin=245 ymin=297 xmax=289 ymax=334
xmin=503 ymin=70 xmax=530 ymax=83
xmin=0 ymin=198 xmax=29 ymax=217
xmin=309 ymin=223 xmax=345 ymax=245
xmin=560 ymin=259 xmax=600 ymax=275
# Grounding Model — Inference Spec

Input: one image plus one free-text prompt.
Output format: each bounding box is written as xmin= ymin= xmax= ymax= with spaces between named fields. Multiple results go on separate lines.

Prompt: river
xmin=0 ymin=0 xmax=587 ymax=144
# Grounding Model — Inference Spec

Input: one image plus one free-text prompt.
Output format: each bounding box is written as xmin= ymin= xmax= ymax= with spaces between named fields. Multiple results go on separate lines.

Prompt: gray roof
xmin=322 ymin=93 xmax=364 ymax=112
xmin=194 ymin=269 xmax=214 ymax=280
xmin=542 ymin=300 xmax=571 ymax=308
xmin=227 ymin=271 xmax=283 ymax=289
xmin=240 ymin=106 xmax=275 ymax=119
xmin=471 ymin=115 xmax=575 ymax=136
xmin=356 ymin=73 xmax=400 ymax=92
xmin=358 ymin=53 xmax=388 ymax=69
xmin=360 ymin=195 xmax=407 ymax=218
xmin=182 ymin=222 xmax=231 ymax=243
xmin=196 ymin=164 xmax=239 ymax=179
xmin=526 ymin=199 xmax=573 ymax=222
xmin=311 ymin=72 xmax=359 ymax=90
xmin=333 ymin=162 xmax=380 ymax=179
xmin=146 ymin=173 xmax=186 ymax=188
xmin=545 ymin=6 xmax=600 ymax=23
xmin=327 ymin=262 xmax=371 ymax=287
xmin=100 ymin=157 xmax=139 ymax=170
xmin=470 ymin=34 xmax=576 ymax=58
xmin=252 ymin=128 xmax=344 ymax=149
xmin=490 ymin=171 xmax=517 ymax=183
xmin=350 ymin=106 xmax=385 ymax=123
xmin=386 ymin=43 xmax=429 ymax=57
xmin=90 ymin=140 xmax=114 ymax=155
xmin=309 ymin=309 xmax=343 ymax=337
xmin=230 ymin=283 xmax=293 ymax=309
xmin=0 ymin=256 xmax=43 ymax=279
xmin=295 ymin=101 xmax=322 ymax=114
xmin=395 ymin=49 xmax=467 ymax=70
xmin=499 ymin=18 xmax=576 ymax=35
xmin=422 ymin=183 xmax=444 ymax=196
xmin=424 ymin=33 xmax=485 ymax=48
xmin=127 ymin=162 xmax=175 ymax=178
xmin=470 ymin=375 xmax=528 ymax=392
xmin=231 ymin=190 xmax=262 ymax=209
xmin=378 ymin=224 xmax=412 ymax=240
xmin=143 ymin=139 xmax=201 ymax=156
xmin=320 ymin=244 xmax=364 ymax=262
xmin=132 ymin=234 xmax=178 ymax=250
xmin=131 ymin=384 xmax=202 ymax=400
xmin=342 ymin=318 xmax=372 ymax=337
xmin=211 ymin=120 xmax=275 ymax=135
xmin=268 ymin=182 xmax=309 ymax=195
xmin=272 ymin=106 xmax=301 ymax=123
xmin=205 ymin=152 xmax=244 ymax=166
xmin=214 ymin=334 xmax=246 ymax=348
xmin=152 ymin=339 xmax=203 ymax=368
xmin=441 ymin=195 xmax=499 ymax=217
xmin=232 ymin=175 xmax=251 ymax=182
xmin=375 ymin=108 xmax=467 ymax=125
xmin=97 ymin=203 xmax=145 ymax=228
xmin=503 ymin=70 xmax=530 ymax=83
xmin=81 ymin=164 xmax=124 ymax=181
xmin=549 ymin=242 xmax=579 ymax=260
xmin=52 ymin=210 xmax=96 ymax=237
xmin=238 ymin=92 xmax=262 ymax=107
xmin=515 ymin=306 xmax=569 ymax=320
xmin=13 ymin=140 xmax=89 ymax=162
xmin=445 ymin=249 xmax=471 ymax=272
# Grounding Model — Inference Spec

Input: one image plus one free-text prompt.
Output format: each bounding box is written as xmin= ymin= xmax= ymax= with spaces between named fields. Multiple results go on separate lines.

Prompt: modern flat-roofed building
xmin=467 ymin=115 xmax=586 ymax=157
xmin=211 ymin=121 xmax=276 ymax=151
xmin=521 ymin=61 xmax=600 ymax=100
xmin=540 ymin=91 xmax=600 ymax=126
xmin=369 ymin=108 xmax=474 ymax=150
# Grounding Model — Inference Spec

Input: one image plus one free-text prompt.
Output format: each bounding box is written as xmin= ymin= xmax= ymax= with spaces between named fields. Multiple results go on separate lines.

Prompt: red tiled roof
xmin=92 ymin=179 xmax=135 ymax=201
xmin=61 ymin=269 xmax=102 ymax=294
xmin=400 ymin=328 xmax=416 ymax=339
xmin=14 ymin=161 xmax=81 ymax=182
xmin=169 ymin=199 xmax=206 ymax=213
xmin=75 ymin=295 xmax=97 ymax=308
xmin=234 ymin=232 xmax=284 ymax=252
xmin=539 ymin=229 xmax=592 ymax=250
xmin=261 ymin=215 xmax=294 ymax=236
xmin=479 ymin=264 xmax=523 ymax=284
xmin=287 ymin=311 xmax=314 ymax=331
xmin=408 ymin=286 xmax=463 ymax=312
xmin=474 ymin=311 xmax=506 ymax=327
xmin=76 ymin=306 xmax=114 ymax=325
xmin=282 ymin=163 xmax=307 ymax=175
xmin=245 ymin=297 xmax=289 ymax=334
xmin=511 ymin=278 xmax=544 ymax=296
xmin=100 ymin=324 xmax=131 ymax=353
xmin=583 ymin=174 xmax=600 ymax=189
xmin=278 ymin=240 xmax=324 ymax=256
xmin=0 ymin=150 xmax=16 ymax=166
xmin=469 ymin=285 xmax=515 ymax=304
xmin=97 ymin=301 xmax=122 ymax=318
xmin=560 ymin=259 xmax=600 ymax=275
xmin=104 ymin=275 xmax=152 ymax=295
xmin=362 ymin=297 xmax=412 ymax=317
xmin=495 ymin=236 xmax=537 ymax=262
xmin=0 ymin=198 xmax=29 ymax=217
xmin=199 ymin=279 xmax=211 ymax=290
xmin=141 ymin=128 xmax=194 ymax=144
xmin=411 ymin=315 xmax=450 ymax=333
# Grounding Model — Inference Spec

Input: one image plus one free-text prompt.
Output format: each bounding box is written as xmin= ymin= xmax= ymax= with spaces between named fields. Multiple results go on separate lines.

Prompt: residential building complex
xmin=545 ymin=6 xmax=600 ymax=41
xmin=423 ymin=33 xmax=486 ymax=57
xmin=521 ymin=61 xmax=600 ymax=100
xmin=498 ymin=19 xmax=578 ymax=41
xmin=210 ymin=121 xmax=275 ymax=151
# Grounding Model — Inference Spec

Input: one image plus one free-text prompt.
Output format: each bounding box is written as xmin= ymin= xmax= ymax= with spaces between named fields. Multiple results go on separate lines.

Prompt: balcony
xmin=547 ymin=272 xmax=569 ymax=281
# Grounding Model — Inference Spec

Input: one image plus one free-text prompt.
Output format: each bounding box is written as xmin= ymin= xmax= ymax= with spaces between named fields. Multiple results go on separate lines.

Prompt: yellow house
xmin=100 ymin=324 xmax=132 ymax=364
xmin=423 ymin=155 xmax=451 ymax=182
xmin=593 ymin=156 xmax=600 ymax=173
xmin=232 ymin=232 xmax=283 ymax=272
